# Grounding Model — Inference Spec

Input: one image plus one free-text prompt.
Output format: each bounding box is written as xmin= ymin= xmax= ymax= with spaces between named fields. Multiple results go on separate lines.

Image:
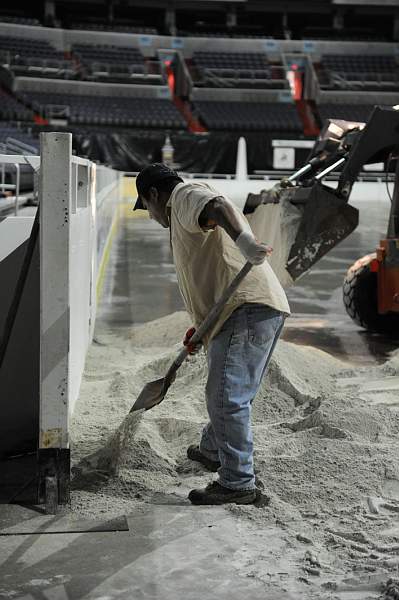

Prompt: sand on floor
xmin=70 ymin=311 xmax=399 ymax=599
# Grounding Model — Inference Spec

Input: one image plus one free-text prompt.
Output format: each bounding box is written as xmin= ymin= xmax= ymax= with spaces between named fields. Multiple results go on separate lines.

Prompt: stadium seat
xmin=18 ymin=91 xmax=187 ymax=130
xmin=318 ymin=54 xmax=399 ymax=92
xmin=317 ymin=103 xmax=376 ymax=124
xmin=0 ymin=34 xmax=77 ymax=80
xmin=193 ymin=100 xmax=302 ymax=133
xmin=190 ymin=51 xmax=287 ymax=90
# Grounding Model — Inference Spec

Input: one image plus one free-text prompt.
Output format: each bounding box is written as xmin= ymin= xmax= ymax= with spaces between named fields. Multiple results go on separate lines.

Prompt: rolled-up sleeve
xmin=171 ymin=183 xmax=222 ymax=233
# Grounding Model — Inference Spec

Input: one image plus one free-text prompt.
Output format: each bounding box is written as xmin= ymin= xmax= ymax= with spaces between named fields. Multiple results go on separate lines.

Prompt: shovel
xmin=130 ymin=261 xmax=253 ymax=412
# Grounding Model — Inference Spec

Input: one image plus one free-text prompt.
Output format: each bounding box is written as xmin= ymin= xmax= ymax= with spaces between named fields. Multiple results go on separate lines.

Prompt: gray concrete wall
xmin=14 ymin=77 xmax=171 ymax=99
xmin=0 ymin=21 xmax=396 ymax=59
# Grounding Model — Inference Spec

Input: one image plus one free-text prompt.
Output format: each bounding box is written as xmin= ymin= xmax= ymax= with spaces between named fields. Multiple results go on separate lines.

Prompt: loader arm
xmin=337 ymin=105 xmax=399 ymax=205
xmin=277 ymin=106 xmax=399 ymax=281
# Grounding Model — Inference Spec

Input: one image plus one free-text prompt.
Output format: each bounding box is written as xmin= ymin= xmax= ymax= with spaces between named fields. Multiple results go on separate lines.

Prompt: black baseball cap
xmin=133 ymin=163 xmax=182 ymax=210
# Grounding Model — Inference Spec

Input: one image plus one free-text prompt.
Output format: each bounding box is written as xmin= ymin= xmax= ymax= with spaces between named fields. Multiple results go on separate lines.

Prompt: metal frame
xmin=0 ymin=137 xmax=38 ymax=215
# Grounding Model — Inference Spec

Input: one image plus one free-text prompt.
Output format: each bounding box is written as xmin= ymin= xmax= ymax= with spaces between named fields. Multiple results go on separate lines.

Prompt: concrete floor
xmin=99 ymin=196 xmax=398 ymax=365
xmin=0 ymin=503 xmax=296 ymax=600
xmin=1 ymin=194 xmax=397 ymax=600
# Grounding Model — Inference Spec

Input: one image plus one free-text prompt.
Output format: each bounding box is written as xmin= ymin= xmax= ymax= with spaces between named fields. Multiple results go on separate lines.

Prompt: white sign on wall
xmin=273 ymin=147 xmax=295 ymax=170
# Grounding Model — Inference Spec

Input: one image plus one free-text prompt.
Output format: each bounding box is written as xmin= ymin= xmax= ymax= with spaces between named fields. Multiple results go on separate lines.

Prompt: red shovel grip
xmin=183 ymin=327 xmax=197 ymax=354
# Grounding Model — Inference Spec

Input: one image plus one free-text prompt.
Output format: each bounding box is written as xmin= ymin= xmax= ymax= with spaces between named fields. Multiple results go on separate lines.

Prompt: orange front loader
xmin=374 ymin=158 xmax=399 ymax=317
xmin=339 ymin=107 xmax=399 ymax=335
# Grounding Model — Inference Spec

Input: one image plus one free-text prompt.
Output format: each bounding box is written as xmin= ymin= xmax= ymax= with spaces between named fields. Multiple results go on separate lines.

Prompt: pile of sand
xmin=382 ymin=349 xmax=399 ymax=375
xmin=246 ymin=196 xmax=302 ymax=288
xmin=70 ymin=310 xmax=399 ymax=597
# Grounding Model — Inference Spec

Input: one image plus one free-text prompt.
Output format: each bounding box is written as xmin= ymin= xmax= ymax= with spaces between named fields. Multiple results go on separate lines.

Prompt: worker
xmin=134 ymin=163 xmax=290 ymax=505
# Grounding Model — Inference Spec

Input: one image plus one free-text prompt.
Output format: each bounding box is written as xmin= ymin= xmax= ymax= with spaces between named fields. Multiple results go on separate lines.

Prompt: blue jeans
xmin=199 ymin=303 xmax=285 ymax=491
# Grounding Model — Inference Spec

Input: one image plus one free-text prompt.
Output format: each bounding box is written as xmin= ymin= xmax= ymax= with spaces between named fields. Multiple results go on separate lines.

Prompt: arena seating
xmin=0 ymin=35 xmax=64 ymax=59
xmin=318 ymin=54 xmax=399 ymax=91
xmin=191 ymin=51 xmax=287 ymax=89
xmin=20 ymin=91 xmax=187 ymax=129
xmin=0 ymin=35 xmax=162 ymax=84
xmin=0 ymin=35 xmax=76 ymax=79
xmin=317 ymin=103 xmax=376 ymax=124
xmin=193 ymin=52 xmax=269 ymax=70
xmin=0 ymin=123 xmax=38 ymax=151
xmin=301 ymin=27 xmax=388 ymax=42
xmin=0 ymin=89 xmax=34 ymax=122
xmin=0 ymin=2 xmax=397 ymax=177
xmin=0 ymin=16 xmax=42 ymax=26
xmin=193 ymin=100 xmax=302 ymax=132
xmin=3 ymin=56 xmax=77 ymax=80
xmin=179 ymin=30 xmax=278 ymax=39
xmin=1 ymin=18 xmax=393 ymax=162
xmin=67 ymin=20 xmax=157 ymax=35
xmin=71 ymin=44 xmax=145 ymax=67
xmin=71 ymin=43 xmax=162 ymax=84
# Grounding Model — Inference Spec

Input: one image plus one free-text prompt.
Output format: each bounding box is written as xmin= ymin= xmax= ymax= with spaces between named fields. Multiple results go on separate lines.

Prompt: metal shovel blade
xmin=130 ymin=378 xmax=168 ymax=412
xmin=285 ymin=183 xmax=359 ymax=281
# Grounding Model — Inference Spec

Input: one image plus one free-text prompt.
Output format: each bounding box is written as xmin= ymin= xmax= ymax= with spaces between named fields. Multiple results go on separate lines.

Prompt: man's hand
xmin=183 ymin=327 xmax=202 ymax=355
xmin=235 ymin=231 xmax=273 ymax=265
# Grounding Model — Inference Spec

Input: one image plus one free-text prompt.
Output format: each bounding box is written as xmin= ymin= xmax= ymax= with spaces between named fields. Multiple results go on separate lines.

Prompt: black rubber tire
xmin=343 ymin=253 xmax=399 ymax=336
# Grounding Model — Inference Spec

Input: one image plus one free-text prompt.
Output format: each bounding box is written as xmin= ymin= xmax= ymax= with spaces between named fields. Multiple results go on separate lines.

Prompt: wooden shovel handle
xmin=163 ymin=261 xmax=253 ymax=384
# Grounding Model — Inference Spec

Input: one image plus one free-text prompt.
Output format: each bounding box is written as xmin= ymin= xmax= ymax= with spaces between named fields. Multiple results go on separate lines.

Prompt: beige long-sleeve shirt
xmin=167 ymin=181 xmax=290 ymax=346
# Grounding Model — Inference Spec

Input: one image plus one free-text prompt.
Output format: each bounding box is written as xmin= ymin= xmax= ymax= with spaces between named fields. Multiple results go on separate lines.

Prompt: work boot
xmin=188 ymin=481 xmax=256 ymax=505
xmin=187 ymin=445 xmax=220 ymax=472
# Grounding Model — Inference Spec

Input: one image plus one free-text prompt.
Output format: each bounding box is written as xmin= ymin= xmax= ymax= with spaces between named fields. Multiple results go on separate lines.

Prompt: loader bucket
xmin=284 ymin=182 xmax=359 ymax=281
